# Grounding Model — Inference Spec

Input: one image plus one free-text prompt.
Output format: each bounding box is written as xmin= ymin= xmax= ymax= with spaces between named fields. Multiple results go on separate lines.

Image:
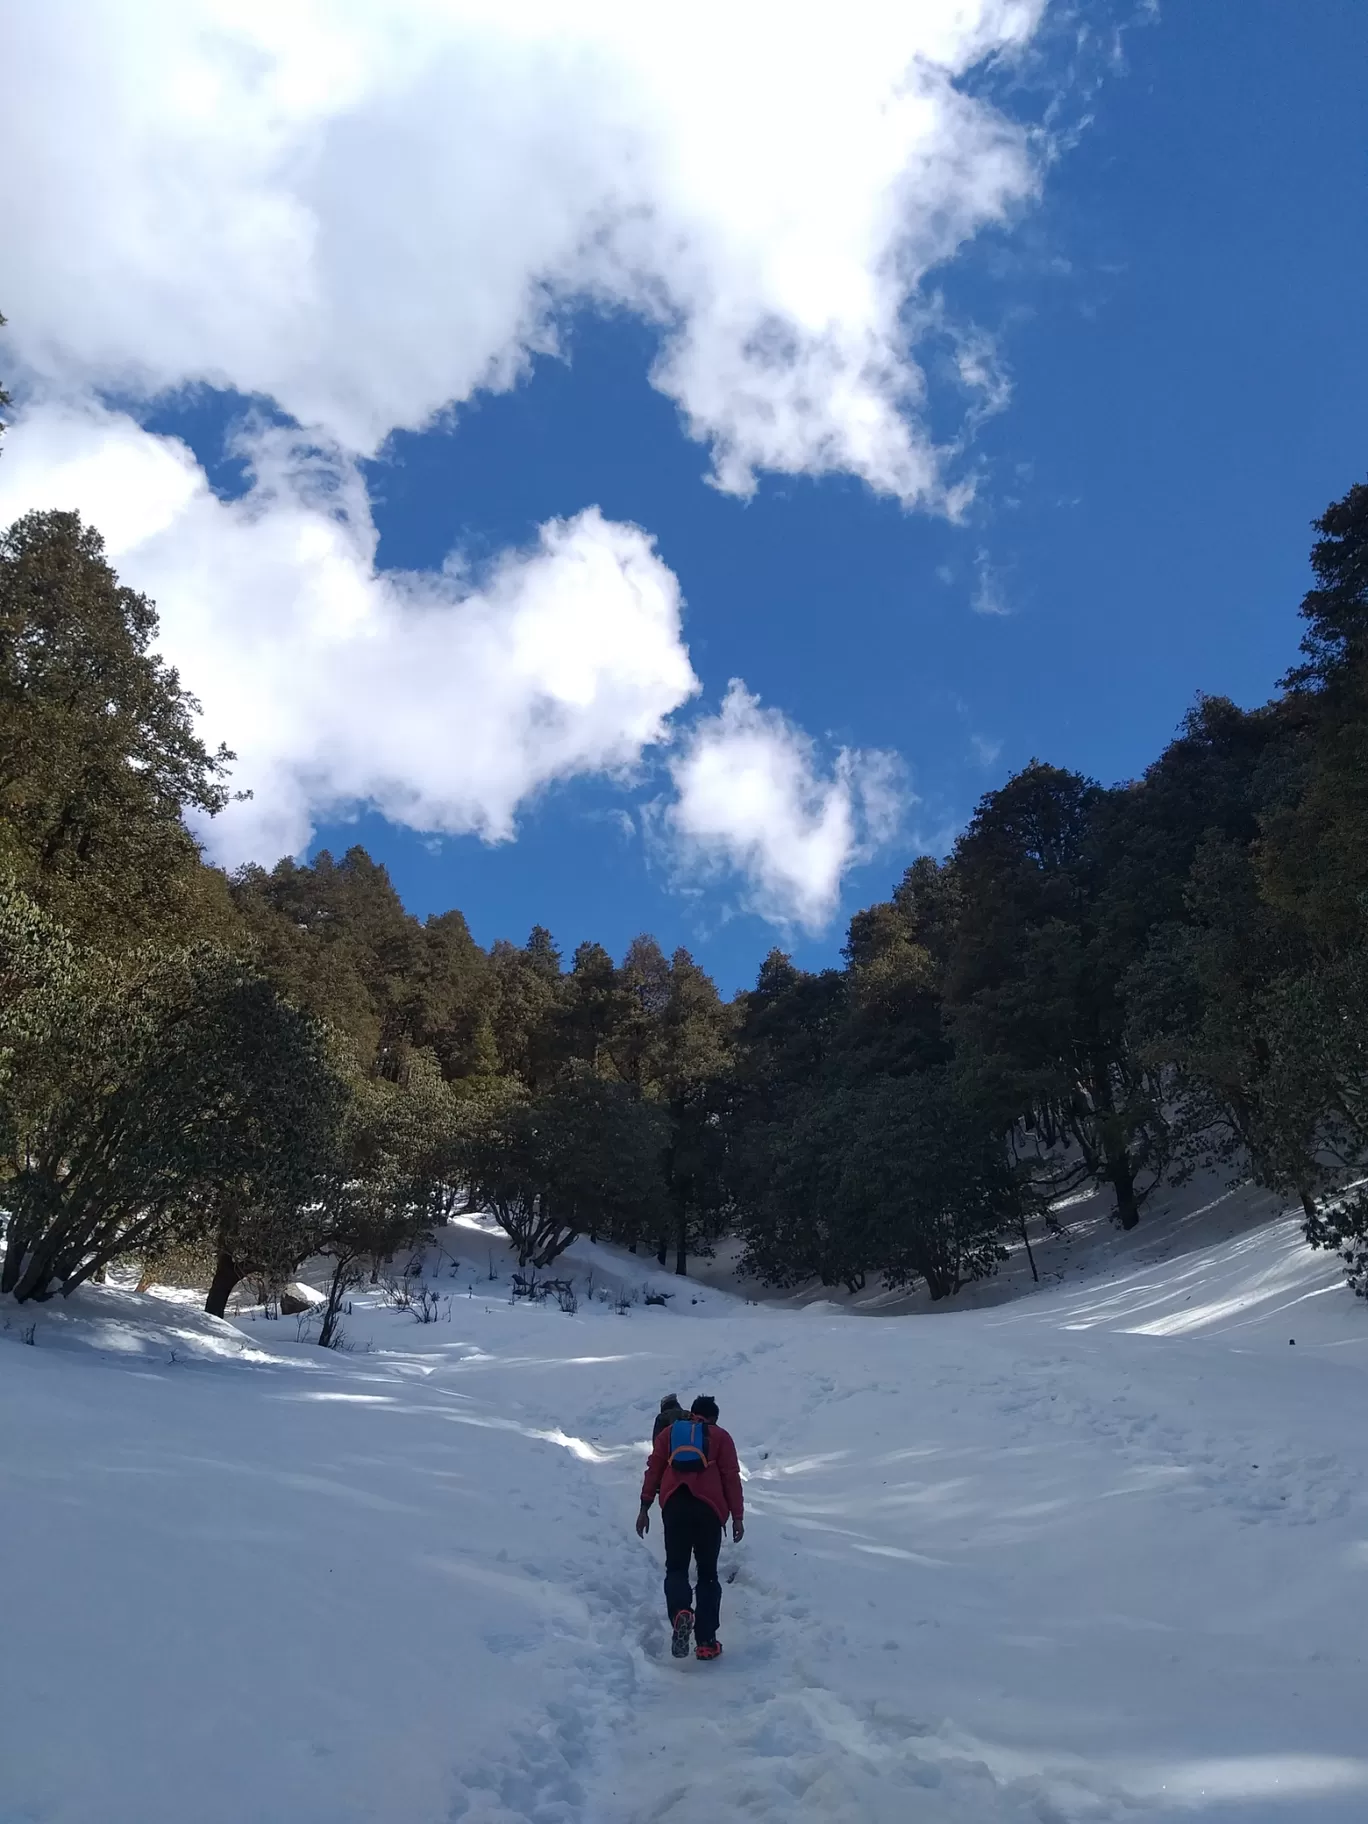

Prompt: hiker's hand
xmin=636 ymin=1505 xmax=650 ymax=1537
xmin=732 ymin=1519 xmax=744 ymax=1543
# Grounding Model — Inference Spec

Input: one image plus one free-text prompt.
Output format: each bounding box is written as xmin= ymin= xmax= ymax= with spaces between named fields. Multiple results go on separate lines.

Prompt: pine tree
xmin=1127 ymin=835 xmax=1326 ymax=1216
xmin=948 ymin=763 xmax=1164 ymax=1230
xmin=605 ymin=934 xmax=672 ymax=1095
xmin=558 ymin=941 xmax=633 ymax=1077
xmin=487 ymin=929 xmax=567 ymax=1092
xmin=0 ymin=511 xmax=236 ymax=945
xmin=416 ymin=908 xmax=495 ymax=1083
xmin=645 ymin=949 xmax=734 ymax=1275
xmin=1261 ymin=479 xmax=1368 ymax=946
xmin=836 ymin=1067 xmax=1014 ymax=1300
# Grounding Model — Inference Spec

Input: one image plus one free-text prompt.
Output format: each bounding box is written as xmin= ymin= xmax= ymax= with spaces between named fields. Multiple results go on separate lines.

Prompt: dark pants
xmin=662 ymin=1486 xmax=723 ymax=1644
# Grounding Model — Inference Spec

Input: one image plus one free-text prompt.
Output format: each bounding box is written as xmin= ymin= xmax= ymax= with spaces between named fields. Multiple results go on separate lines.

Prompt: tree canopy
xmin=6 ymin=474 xmax=1368 ymax=1314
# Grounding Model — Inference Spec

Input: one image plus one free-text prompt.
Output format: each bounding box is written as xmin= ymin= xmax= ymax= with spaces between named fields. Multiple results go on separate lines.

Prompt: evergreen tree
xmin=558 ymin=941 xmax=633 ymax=1077
xmin=415 ymin=908 xmax=495 ymax=1084
xmin=735 ymin=951 xmax=848 ymax=1114
xmin=947 ymin=763 xmax=1164 ymax=1230
xmin=462 ymin=1071 xmax=666 ymax=1268
xmin=643 ymin=949 xmax=734 ymax=1274
xmin=0 ymin=880 xmax=342 ymax=1304
xmin=0 ymin=511 xmax=236 ymax=945
xmin=487 ymin=928 xmax=567 ymax=1092
xmin=605 ymin=934 xmax=673 ymax=1098
xmin=1127 ymin=835 xmax=1327 ymax=1217
xmin=842 ymin=862 xmax=951 ymax=1078
xmin=836 ymin=1067 xmax=1014 ymax=1299
xmin=1261 ymin=479 xmax=1368 ymax=946
xmin=307 ymin=1053 xmax=463 ymax=1345
xmin=734 ymin=1078 xmax=869 ymax=1292
xmin=230 ymin=848 xmax=428 ymax=1077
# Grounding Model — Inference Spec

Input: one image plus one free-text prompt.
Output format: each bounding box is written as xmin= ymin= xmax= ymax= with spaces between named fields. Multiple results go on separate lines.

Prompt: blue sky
xmin=3 ymin=2 xmax=1366 ymax=992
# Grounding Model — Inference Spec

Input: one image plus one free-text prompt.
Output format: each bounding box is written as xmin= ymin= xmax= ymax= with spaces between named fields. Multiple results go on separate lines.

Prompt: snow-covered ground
xmin=3 ymin=1187 xmax=1367 ymax=1823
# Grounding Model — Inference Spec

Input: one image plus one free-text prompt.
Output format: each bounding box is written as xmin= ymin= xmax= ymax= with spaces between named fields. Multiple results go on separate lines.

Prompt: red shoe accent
xmin=695 ymin=1640 xmax=723 ymax=1660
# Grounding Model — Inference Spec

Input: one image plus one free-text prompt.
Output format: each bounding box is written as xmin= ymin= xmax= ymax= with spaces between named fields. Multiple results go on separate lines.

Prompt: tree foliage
xmin=462 ymin=1073 xmax=668 ymax=1267
xmin=8 ymin=472 xmax=1368 ymax=1314
xmin=0 ymin=511 xmax=235 ymax=944
xmin=0 ymin=880 xmax=342 ymax=1303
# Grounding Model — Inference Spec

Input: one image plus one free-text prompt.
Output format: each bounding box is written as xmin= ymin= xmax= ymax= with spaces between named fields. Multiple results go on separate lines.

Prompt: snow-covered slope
xmin=2 ymin=1195 xmax=1366 ymax=1823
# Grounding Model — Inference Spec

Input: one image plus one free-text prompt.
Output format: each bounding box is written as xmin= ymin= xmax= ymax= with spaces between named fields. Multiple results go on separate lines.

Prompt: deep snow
xmin=2 ymin=1185 xmax=1367 ymax=1823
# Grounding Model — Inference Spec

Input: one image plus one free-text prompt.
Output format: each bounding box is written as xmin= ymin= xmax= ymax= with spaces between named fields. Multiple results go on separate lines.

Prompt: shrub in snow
xmin=409 ymin=1286 xmax=444 ymax=1323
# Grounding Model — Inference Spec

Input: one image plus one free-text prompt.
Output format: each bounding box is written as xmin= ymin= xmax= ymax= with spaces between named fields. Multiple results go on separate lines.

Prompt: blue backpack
xmin=668 ymin=1417 xmax=709 ymax=1474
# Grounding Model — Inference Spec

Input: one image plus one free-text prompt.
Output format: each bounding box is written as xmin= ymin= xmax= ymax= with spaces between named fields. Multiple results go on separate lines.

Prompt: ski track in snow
xmin=4 ymin=1185 xmax=1368 ymax=1824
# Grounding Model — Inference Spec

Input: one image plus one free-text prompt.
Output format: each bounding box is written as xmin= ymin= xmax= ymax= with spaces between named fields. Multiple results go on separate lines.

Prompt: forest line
xmin=3 ymin=459 xmax=1368 ymax=1320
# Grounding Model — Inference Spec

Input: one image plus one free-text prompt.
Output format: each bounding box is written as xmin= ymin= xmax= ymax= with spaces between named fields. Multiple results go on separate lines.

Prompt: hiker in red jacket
xmin=636 ymin=1394 xmax=744 ymax=1661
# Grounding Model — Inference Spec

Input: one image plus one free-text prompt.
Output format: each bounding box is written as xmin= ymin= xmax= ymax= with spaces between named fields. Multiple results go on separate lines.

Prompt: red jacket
xmin=641 ymin=1420 xmax=744 ymax=1529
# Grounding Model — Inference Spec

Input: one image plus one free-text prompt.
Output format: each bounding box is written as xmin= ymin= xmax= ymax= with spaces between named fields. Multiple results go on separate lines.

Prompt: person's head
xmin=660 ymin=1392 xmax=683 ymax=1412
xmin=690 ymin=1395 xmax=719 ymax=1422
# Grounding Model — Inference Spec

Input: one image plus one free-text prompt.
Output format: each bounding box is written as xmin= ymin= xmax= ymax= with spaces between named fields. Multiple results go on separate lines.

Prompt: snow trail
xmin=2 ymin=1195 xmax=1367 ymax=1822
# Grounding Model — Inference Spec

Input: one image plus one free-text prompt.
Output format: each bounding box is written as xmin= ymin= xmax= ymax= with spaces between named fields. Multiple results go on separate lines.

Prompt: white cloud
xmin=659 ymin=681 xmax=907 ymax=934
xmin=0 ymin=0 xmax=1057 ymax=925
xmin=3 ymin=0 xmax=1045 ymax=503
xmin=0 ymin=402 xmax=698 ymax=865
xmin=972 ymin=547 xmax=1013 ymax=616
xmin=970 ymin=733 xmax=1003 ymax=767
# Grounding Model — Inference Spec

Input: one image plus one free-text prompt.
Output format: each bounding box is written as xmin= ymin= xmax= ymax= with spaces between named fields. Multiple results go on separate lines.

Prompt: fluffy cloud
xmin=0 ymin=0 xmax=1055 ymax=924
xmin=4 ymin=0 xmax=1044 ymax=502
xmin=0 ymin=403 xmax=698 ymax=865
xmin=660 ymin=682 xmax=907 ymax=933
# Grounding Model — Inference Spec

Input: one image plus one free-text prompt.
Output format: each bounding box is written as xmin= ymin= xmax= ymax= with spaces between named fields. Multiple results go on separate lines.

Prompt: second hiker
xmin=636 ymin=1394 xmax=744 ymax=1661
xmin=653 ymin=1392 xmax=685 ymax=1438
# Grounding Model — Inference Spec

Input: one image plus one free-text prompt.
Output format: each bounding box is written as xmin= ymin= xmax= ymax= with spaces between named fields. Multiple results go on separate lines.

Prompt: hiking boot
xmin=695 ymin=1639 xmax=723 ymax=1661
xmin=671 ymin=1609 xmax=694 ymax=1658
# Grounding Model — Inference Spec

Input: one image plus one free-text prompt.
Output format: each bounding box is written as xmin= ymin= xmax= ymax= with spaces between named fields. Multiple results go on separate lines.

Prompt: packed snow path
xmin=3 ymin=1202 xmax=1368 ymax=1823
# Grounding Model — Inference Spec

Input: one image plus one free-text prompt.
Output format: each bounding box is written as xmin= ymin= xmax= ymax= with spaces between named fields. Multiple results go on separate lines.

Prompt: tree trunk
xmin=1018 ymin=1219 xmax=1039 ymax=1283
xmin=1090 ymin=1060 xmax=1141 ymax=1232
xmin=1107 ymin=1147 xmax=1140 ymax=1231
xmin=1300 ymin=1187 xmax=1318 ymax=1225
xmin=0 ymin=1222 xmax=28 ymax=1295
xmin=204 ymin=1250 xmax=241 ymax=1319
xmin=674 ymin=1208 xmax=688 ymax=1278
xmin=921 ymin=1248 xmax=961 ymax=1301
xmin=317 ymin=1255 xmax=354 ymax=1348
xmin=12 ymin=1231 xmax=64 ymax=1302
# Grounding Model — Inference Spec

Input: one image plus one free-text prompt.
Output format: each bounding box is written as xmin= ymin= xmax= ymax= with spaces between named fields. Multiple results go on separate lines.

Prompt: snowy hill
xmin=3 ymin=1193 xmax=1366 ymax=1823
